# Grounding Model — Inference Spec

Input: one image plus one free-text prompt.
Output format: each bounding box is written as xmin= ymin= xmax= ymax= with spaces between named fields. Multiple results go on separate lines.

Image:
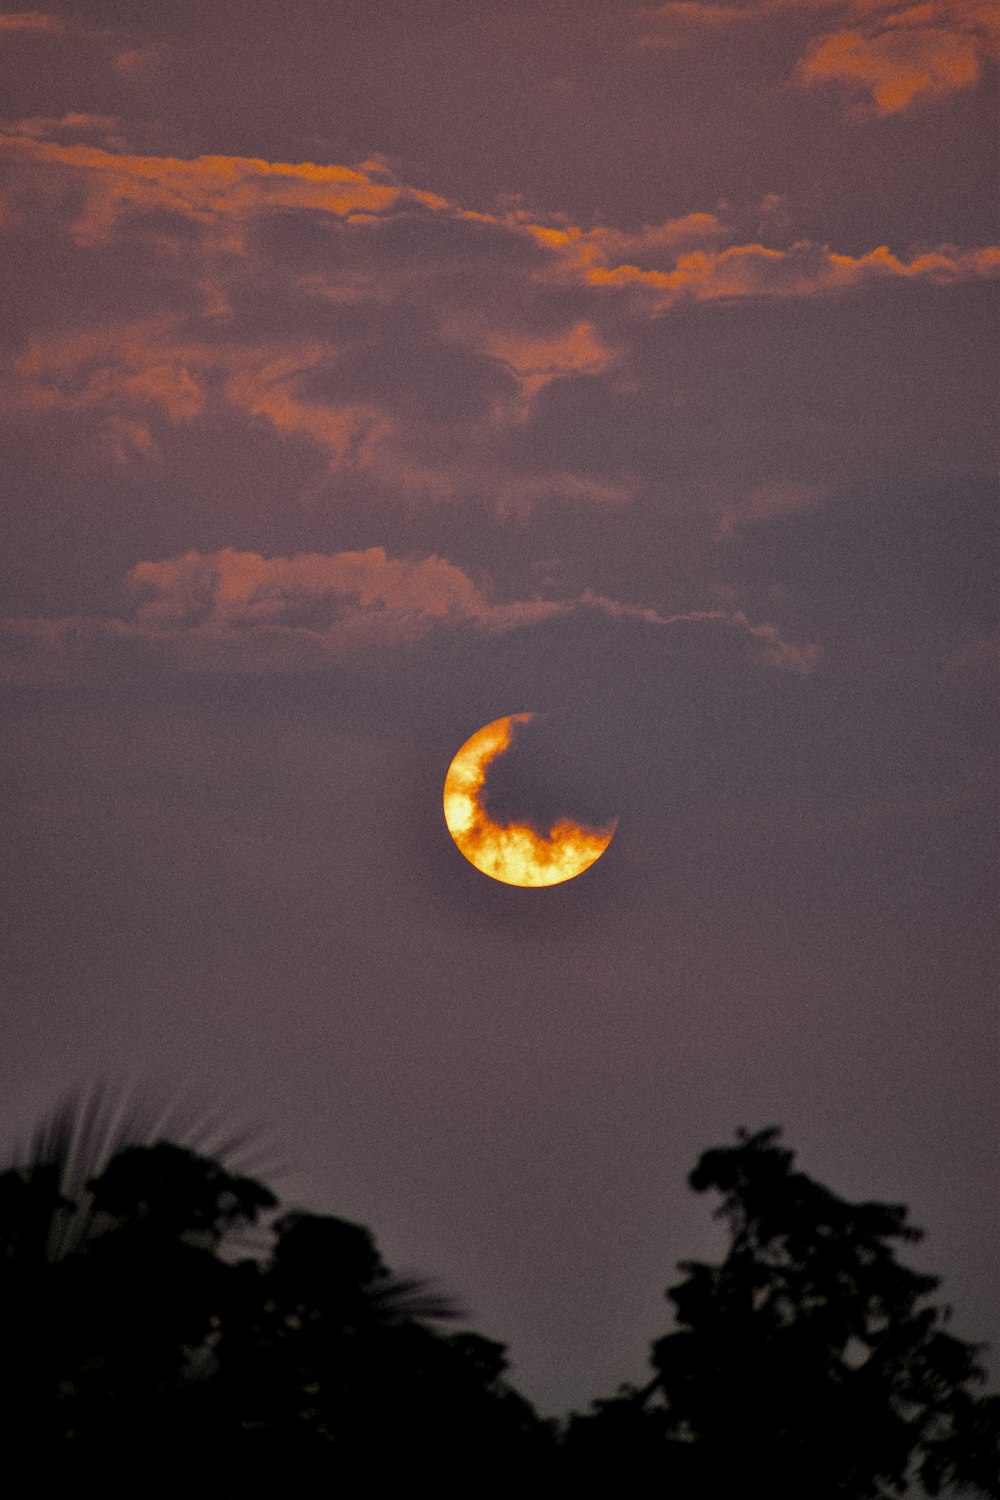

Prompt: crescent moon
xmin=442 ymin=713 xmax=617 ymax=887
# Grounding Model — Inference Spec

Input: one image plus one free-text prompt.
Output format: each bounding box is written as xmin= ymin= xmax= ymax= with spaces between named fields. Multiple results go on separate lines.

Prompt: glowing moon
xmin=442 ymin=713 xmax=617 ymax=887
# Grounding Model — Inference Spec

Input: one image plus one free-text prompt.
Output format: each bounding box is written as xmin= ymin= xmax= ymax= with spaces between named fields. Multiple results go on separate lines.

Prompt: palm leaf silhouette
xmin=3 ymin=1078 xmax=286 ymax=1261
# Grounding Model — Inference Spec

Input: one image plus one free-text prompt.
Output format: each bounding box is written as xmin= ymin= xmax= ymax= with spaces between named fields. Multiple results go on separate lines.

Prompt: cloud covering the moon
xmin=442 ymin=714 xmax=618 ymax=887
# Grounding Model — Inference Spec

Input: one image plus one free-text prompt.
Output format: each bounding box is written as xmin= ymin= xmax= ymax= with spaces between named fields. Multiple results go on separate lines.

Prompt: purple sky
xmin=1 ymin=0 xmax=997 ymax=1414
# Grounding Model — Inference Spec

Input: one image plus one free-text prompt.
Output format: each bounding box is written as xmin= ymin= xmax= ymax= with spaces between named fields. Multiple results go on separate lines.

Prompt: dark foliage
xmin=565 ymin=1127 xmax=1000 ymax=1496
xmin=0 ymin=1105 xmax=553 ymax=1484
xmin=1 ymin=1099 xmax=996 ymax=1492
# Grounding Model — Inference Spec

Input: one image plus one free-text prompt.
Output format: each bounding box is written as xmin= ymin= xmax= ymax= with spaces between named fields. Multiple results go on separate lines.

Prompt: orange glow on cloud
xmin=524 ymin=227 xmax=1000 ymax=308
xmin=0 ymin=127 xmax=996 ymax=334
xmin=642 ymin=0 xmax=999 ymax=114
xmin=442 ymin=714 xmax=617 ymax=888
xmin=798 ymin=22 xmax=983 ymax=111
xmin=0 ymin=11 xmax=64 ymax=31
xmin=0 ymin=550 xmax=821 ymax=682
xmin=483 ymin=321 xmax=614 ymax=394
xmin=0 ymin=135 xmax=439 ymax=245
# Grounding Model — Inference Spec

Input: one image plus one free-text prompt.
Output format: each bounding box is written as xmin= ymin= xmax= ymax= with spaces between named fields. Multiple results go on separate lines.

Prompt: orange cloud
xmin=2 ymin=127 xmax=993 ymax=521
xmin=475 ymin=320 xmax=618 ymax=422
xmin=639 ymin=0 xmax=999 ymax=114
xmin=0 ymin=548 xmax=568 ymax=680
xmin=224 ymin=353 xmax=389 ymax=467
xmin=521 ymin=212 xmax=726 ymax=274
xmin=0 ymin=549 xmax=820 ymax=680
xmin=731 ymin=612 xmax=823 ymax=673
xmin=798 ymin=16 xmax=986 ymax=112
xmin=2 ymin=320 xmax=397 ymax=465
xmin=127 ymin=546 xmax=544 ymax=640
xmin=2 ymin=126 xmax=996 ymax=324
xmin=484 ymin=321 xmax=614 ymax=390
xmin=2 ymin=321 xmax=206 ymax=447
xmin=0 ymin=133 xmax=442 ymax=245
xmin=114 ymin=44 xmax=164 ymax=75
xmin=0 ymin=10 xmax=64 ymax=32
xmin=526 ymin=225 xmax=1000 ymax=308
xmin=0 ymin=316 xmax=633 ymax=509
xmin=6 ymin=112 xmax=123 ymax=137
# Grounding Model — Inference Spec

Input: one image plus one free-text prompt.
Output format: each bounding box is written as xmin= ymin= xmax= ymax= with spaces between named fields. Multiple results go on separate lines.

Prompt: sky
xmin=1 ymin=0 xmax=997 ymax=1416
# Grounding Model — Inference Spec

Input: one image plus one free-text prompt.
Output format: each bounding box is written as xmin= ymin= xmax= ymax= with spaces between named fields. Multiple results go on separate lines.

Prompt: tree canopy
xmin=0 ymin=1097 xmax=552 ymax=1483
xmin=566 ymin=1128 xmax=1000 ymax=1497
xmin=1 ymin=1100 xmax=996 ymax=1492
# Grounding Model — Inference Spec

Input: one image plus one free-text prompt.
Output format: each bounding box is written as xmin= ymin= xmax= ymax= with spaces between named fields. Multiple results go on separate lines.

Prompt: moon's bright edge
xmin=442 ymin=713 xmax=617 ymax=887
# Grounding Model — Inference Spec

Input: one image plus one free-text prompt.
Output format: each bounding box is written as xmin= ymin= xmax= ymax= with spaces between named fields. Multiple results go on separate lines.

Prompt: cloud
xmin=519 ymin=211 xmax=727 ymax=276
xmin=2 ymin=127 xmax=995 ymax=330
xmin=114 ymin=44 xmax=164 ymax=75
xmin=797 ymin=13 xmax=989 ymax=114
xmin=638 ymin=2 xmax=749 ymax=48
xmin=4 ymin=126 xmax=995 ymax=318
xmin=224 ymin=352 xmax=389 ymax=467
xmin=714 ymin=482 xmax=824 ymax=540
xmin=1 ymin=320 xmax=207 ymax=463
xmin=126 ymin=547 xmax=573 ymax=641
xmin=0 ymin=317 xmax=627 ymax=506
xmin=0 ymin=126 xmax=994 ymax=523
xmin=638 ymin=0 xmax=1000 ymax=115
xmin=1 ymin=319 xmax=400 ymax=469
xmin=0 ymin=133 xmax=444 ymax=246
xmin=4 ymin=111 xmax=125 ymax=141
xmin=482 ymin=321 xmax=616 ymax=395
xmin=0 ymin=10 xmax=64 ymax=32
xmin=524 ymin=220 xmax=1000 ymax=309
xmin=0 ymin=548 xmax=821 ymax=680
xmin=472 ymin=320 xmax=619 ymax=424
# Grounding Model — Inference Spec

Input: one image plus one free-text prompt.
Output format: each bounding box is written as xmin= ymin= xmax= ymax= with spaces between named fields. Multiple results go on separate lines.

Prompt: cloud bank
xmin=0 ymin=548 xmax=821 ymax=681
xmin=1 ymin=122 xmax=995 ymax=519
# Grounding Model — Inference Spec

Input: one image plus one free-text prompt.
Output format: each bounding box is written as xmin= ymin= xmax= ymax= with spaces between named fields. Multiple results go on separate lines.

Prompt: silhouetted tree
xmin=6 ymin=1096 xmax=995 ymax=1489
xmin=565 ymin=1128 xmax=1000 ymax=1497
xmin=0 ymin=1088 xmax=554 ymax=1483
xmin=203 ymin=1206 xmax=552 ymax=1480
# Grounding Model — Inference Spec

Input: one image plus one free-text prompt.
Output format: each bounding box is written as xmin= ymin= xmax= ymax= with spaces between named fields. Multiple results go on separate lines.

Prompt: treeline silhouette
xmin=2 ymin=1093 xmax=997 ymax=1493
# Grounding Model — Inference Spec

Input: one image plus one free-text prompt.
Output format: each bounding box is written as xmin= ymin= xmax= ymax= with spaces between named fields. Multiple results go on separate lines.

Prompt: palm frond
xmin=369 ymin=1273 xmax=463 ymax=1324
xmin=3 ymin=1077 xmax=288 ymax=1261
